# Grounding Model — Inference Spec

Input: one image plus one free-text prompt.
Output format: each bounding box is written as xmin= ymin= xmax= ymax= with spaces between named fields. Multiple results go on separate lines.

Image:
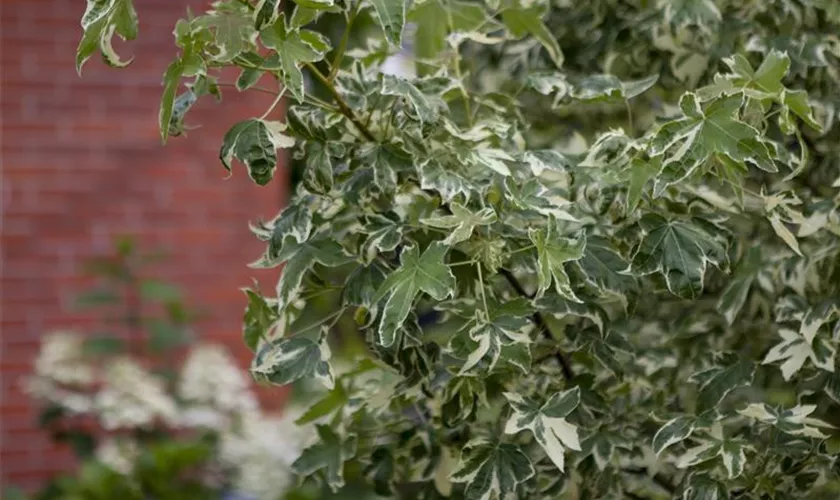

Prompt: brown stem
xmin=304 ymin=62 xmax=378 ymax=142
xmin=499 ymin=268 xmax=574 ymax=380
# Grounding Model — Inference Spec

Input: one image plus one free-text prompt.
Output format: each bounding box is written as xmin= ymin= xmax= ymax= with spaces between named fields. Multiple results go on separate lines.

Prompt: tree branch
xmin=304 ymin=62 xmax=378 ymax=142
xmin=499 ymin=268 xmax=574 ymax=380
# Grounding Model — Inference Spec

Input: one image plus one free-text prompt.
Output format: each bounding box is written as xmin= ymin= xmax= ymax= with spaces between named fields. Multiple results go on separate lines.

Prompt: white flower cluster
xmin=96 ymin=358 xmax=178 ymax=430
xmin=219 ymin=412 xmax=310 ymax=500
xmin=25 ymin=332 xmax=309 ymax=499
xmin=178 ymin=344 xmax=258 ymax=430
xmin=23 ymin=332 xmax=96 ymax=414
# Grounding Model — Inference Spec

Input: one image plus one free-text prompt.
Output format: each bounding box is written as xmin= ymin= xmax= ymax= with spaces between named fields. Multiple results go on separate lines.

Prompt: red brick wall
xmin=1 ymin=0 xmax=287 ymax=489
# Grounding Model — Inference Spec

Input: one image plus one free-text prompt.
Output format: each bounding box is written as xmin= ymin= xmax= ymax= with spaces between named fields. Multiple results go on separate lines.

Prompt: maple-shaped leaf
xmin=360 ymin=214 xmax=403 ymax=263
xmin=529 ymin=217 xmax=586 ymax=302
xmin=649 ymin=93 xmax=777 ymax=195
xmin=292 ymin=425 xmax=358 ymax=492
xmin=455 ymin=312 xmax=532 ymax=375
xmin=629 ymin=214 xmax=728 ymax=299
xmin=250 ymin=329 xmax=335 ymax=389
xmin=653 ymin=416 xmax=696 ymax=456
xmin=688 ymin=353 xmax=754 ymax=412
xmin=504 ymin=388 xmax=582 ymax=472
xmin=449 ymin=437 xmax=535 ymax=500
xmin=220 ymin=119 xmax=295 ymax=185
xmin=677 ymin=438 xmax=749 ymax=479
xmin=382 ymin=75 xmax=438 ymax=124
xmin=373 ymin=243 xmax=456 ymax=347
xmin=261 ymin=198 xmax=315 ymax=260
xmin=501 ymin=4 xmax=563 ymax=67
xmin=418 ymin=160 xmax=477 ymax=203
xmin=761 ymin=328 xmax=835 ymax=381
xmin=422 ymin=202 xmax=497 ymax=245
xmin=697 ymin=50 xmax=822 ymax=133
xmin=505 ymin=178 xmax=576 ymax=221
xmin=259 ymin=14 xmax=330 ymax=101
xmin=77 ymin=0 xmax=139 ymax=72
xmin=575 ymin=236 xmax=637 ymax=299
xmin=251 ymin=237 xmax=353 ymax=313
xmin=738 ymin=403 xmax=833 ymax=439
xmin=369 ymin=0 xmax=410 ymax=47
xmin=242 ymin=288 xmax=280 ymax=352
xmin=194 ymin=1 xmax=256 ymax=62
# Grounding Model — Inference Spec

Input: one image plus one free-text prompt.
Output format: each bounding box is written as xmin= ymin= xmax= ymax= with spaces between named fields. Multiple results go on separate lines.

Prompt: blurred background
xmin=1 ymin=0 xmax=290 ymax=491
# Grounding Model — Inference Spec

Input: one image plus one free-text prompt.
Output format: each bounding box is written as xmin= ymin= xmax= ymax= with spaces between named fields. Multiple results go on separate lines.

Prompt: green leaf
xmin=716 ymin=247 xmax=762 ymax=325
xmin=629 ymin=214 xmax=728 ymax=299
xmin=683 ymin=474 xmax=728 ymax=500
xmin=650 ymin=93 xmax=777 ymax=195
xmin=418 ymin=160 xmax=476 ymax=203
xmin=529 ymin=217 xmax=586 ymax=302
xmin=219 ymin=119 xmax=294 ymax=185
xmin=381 ymin=75 xmax=438 ymax=124
xmin=254 ymin=0 xmax=281 ymax=29
xmin=570 ymin=74 xmax=659 ymax=102
xmin=194 ymin=1 xmax=256 ymax=63
xmin=761 ymin=328 xmax=836 ymax=380
xmin=369 ymin=0 xmax=410 ymax=48
xmin=260 ymin=15 xmax=329 ymax=102
xmin=699 ymin=50 xmax=822 ymax=132
xmin=576 ymin=236 xmax=636 ymax=298
xmin=456 ymin=312 xmax=532 ymax=374
xmin=76 ymin=0 xmax=139 ymax=73
xmin=720 ymin=441 xmax=747 ymax=479
xmin=373 ymin=242 xmax=456 ymax=347
xmin=504 ymin=388 xmax=581 ymax=472
xmin=264 ymin=201 xmax=314 ymax=259
xmin=295 ymin=384 xmax=348 ymax=424
xmin=625 ymin=156 xmax=660 ymax=213
xmin=159 ymin=60 xmax=184 ymax=144
xmin=360 ymin=214 xmax=403 ymax=262
xmin=449 ymin=438 xmax=535 ymax=500
xmin=250 ymin=332 xmax=335 ymax=389
xmin=302 ymin=141 xmax=336 ymax=193
xmin=653 ymin=416 xmax=696 ymax=456
xmin=409 ymin=0 xmax=491 ymax=66
xmin=292 ymin=425 xmax=358 ymax=492
xmin=501 ymin=5 xmax=562 ymax=68
xmin=689 ymin=354 xmax=754 ymax=412
xmin=357 ymin=143 xmax=412 ymax=194
xmin=739 ymin=403 xmax=832 ymax=439
xmin=261 ymin=238 xmax=352 ymax=313
xmin=243 ymin=288 xmax=279 ymax=351
xmin=422 ymin=202 xmax=497 ymax=245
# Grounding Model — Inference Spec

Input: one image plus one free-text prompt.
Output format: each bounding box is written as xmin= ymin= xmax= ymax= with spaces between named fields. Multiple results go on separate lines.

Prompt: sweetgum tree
xmin=77 ymin=0 xmax=840 ymax=498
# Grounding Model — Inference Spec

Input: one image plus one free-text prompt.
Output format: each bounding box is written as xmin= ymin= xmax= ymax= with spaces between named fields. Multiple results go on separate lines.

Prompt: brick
xmin=1 ymin=0 xmax=285 ymax=488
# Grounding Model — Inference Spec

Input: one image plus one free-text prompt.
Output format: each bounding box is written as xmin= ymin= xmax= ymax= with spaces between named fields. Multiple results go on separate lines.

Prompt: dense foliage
xmin=76 ymin=0 xmax=840 ymax=498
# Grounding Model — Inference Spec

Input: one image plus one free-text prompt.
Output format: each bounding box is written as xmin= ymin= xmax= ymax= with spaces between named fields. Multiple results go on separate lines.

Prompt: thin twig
xmin=259 ymin=86 xmax=285 ymax=119
xmin=327 ymin=1 xmax=360 ymax=82
xmin=304 ymin=62 xmax=378 ymax=142
xmin=499 ymin=268 xmax=574 ymax=380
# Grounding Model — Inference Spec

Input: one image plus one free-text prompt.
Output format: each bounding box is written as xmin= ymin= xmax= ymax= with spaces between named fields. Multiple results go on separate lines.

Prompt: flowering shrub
xmin=17 ymin=241 xmax=310 ymax=500
xmin=24 ymin=332 xmax=306 ymax=500
xmin=75 ymin=1 xmax=840 ymax=499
